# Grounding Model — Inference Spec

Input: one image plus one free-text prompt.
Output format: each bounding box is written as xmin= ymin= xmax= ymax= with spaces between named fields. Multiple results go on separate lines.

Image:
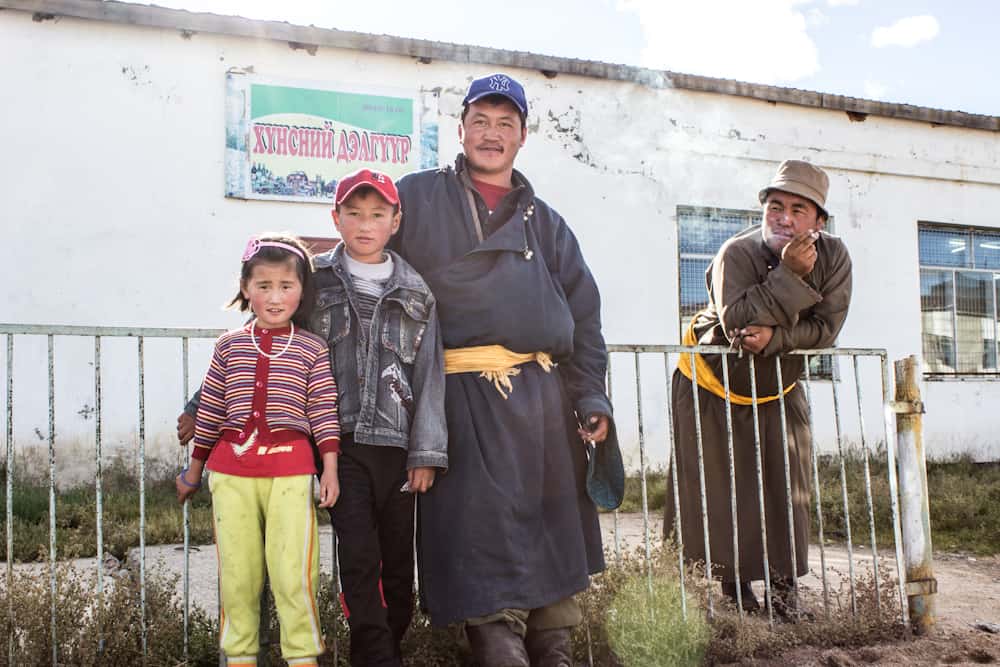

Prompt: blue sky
xmin=133 ymin=0 xmax=998 ymax=116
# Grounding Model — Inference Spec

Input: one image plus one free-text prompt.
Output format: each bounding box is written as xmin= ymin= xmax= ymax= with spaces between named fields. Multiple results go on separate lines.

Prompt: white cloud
xmin=806 ymin=8 xmax=829 ymax=27
xmin=827 ymin=0 xmax=860 ymax=6
xmin=863 ymin=80 xmax=888 ymax=100
xmin=618 ymin=0 xmax=820 ymax=84
xmin=871 ymin=15 xmax=940 ymax=48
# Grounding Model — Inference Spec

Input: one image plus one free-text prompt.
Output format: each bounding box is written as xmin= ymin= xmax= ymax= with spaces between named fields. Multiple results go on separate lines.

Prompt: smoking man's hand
xmin=781 ymin=230 xmax=819 ymax=277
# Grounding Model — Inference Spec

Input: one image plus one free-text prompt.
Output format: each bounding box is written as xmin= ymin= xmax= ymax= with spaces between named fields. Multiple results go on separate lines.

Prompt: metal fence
xmin=2 ymin=324 xmax=223 ymax=665
xmin=1 ymin=324 xmax=922 ymax=664
xmin=605 ymin=343 xmax=910 ymax=631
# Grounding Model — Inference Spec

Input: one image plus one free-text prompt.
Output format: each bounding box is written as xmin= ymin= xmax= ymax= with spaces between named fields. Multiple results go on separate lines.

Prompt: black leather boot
xmin=467 ymin=621 xmax=530 ymax=667
xmin=771 ymin=577 xmax=815 ymax=622
xmin=524 ymin=627 xmax=573 ymax=667
xmin=721 ymin=580 xmax=761 ymax=613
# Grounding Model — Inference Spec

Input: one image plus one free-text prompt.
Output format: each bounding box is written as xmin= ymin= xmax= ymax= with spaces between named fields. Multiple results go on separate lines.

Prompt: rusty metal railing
xmin=1 ymin=324 xmax=924 ymax=665
xmin=1 ymin=324 xmax=222 ymax=665
xmin=604 ymin=343 xmax=910 ymax=632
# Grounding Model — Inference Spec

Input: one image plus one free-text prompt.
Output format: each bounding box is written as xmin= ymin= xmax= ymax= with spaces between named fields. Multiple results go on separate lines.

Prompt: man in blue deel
xmin=391 ymin=73 xmax=624 ymax=666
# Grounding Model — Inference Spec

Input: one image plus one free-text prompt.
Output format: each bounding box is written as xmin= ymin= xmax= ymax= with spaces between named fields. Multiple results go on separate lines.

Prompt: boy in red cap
xmin=314 ymin=168 xmax=447 ymax=666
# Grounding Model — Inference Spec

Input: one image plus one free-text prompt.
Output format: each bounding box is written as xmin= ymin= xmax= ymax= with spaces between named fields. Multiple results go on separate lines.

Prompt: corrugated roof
xmin=3 ymin=0 xmax=998 ymax=131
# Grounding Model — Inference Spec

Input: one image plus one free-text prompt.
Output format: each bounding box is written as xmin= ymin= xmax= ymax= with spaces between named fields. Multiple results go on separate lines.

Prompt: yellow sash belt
xmin=444 ymin=345 xmax=553 ymax=399
xmin=677 ymin=321 xmax=794 ymax=406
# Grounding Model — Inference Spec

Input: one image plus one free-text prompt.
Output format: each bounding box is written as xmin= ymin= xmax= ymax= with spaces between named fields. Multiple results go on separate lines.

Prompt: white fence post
xmin=892 ymin=355 xmax=936 ymax=635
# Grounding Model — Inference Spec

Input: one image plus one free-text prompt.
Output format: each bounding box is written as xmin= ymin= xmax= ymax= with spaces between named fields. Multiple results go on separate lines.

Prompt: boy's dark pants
xmin=328 ymin=434 xmax=415 ymax=667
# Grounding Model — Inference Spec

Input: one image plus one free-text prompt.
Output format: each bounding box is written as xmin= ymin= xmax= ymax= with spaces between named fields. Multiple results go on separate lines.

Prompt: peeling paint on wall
xmin=545 ymin=107 xmax=592 ymax=166
xmin=121 ymin=64 xmax=152 ymax=86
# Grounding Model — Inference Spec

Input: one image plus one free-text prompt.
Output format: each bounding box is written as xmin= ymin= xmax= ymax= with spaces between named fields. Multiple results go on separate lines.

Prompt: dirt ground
xmin=10 ymin=512 xmax=1000 ymax=665
xmin=731 ymin=548 xmax=1000 ymax=666
xmin=601 ymin=513 xmax=1000 ymax=666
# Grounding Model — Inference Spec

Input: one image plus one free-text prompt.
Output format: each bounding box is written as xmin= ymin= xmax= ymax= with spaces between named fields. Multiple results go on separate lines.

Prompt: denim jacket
xmin=311 ymin=245 xmax=447 ymax=470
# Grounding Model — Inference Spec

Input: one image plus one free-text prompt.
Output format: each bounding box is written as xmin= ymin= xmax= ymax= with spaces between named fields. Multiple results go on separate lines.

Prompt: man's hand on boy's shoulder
xmin=407 ymin=466 xmax=436 ymax=493
xmin=177 ymin=412 xmax=195 ymax=445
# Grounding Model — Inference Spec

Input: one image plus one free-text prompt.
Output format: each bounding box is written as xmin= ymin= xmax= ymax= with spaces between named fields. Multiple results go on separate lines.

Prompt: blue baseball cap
xmin=462 ymin=73 xmax=528 ymax=116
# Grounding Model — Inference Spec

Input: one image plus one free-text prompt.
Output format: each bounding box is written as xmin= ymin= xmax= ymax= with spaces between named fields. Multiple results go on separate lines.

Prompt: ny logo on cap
xmin=489 ymin=75 xmax=511 ymax=92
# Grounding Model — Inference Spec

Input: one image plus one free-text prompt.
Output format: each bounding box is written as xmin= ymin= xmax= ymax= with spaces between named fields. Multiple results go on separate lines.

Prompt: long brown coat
xmin=665 ymin=226 xmax=852 ymax=581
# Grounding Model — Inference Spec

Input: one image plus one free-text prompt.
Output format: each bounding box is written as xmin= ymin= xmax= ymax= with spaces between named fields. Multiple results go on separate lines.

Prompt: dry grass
xmin=0 ymin=452 xmax=974 ymax=664
xmin=1 ymin=455 xmax=216 ymax=562
xmin=0 ymin=454 xmax=331 ymax=563
xmin=705 ymin=566 xmax=907 ymax=664
xmin=0 ymin=543 xmax=915 ymax=666
xmin=0 ymin=565 xmax=218 ymax=666
xmin=815 ymin=451 xmax=1000 ymax=556
xmin=5 ymin=448 xmax=995 ymax=566
xmin=578 ymin=542 xmax=906 ymax=665
xmin=615 ymin=452 xmax=1000 ymax=556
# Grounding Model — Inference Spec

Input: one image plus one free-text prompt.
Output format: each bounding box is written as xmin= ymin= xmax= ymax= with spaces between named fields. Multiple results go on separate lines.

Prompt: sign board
xmin=225 ymin=73 xmax=439 ymax=203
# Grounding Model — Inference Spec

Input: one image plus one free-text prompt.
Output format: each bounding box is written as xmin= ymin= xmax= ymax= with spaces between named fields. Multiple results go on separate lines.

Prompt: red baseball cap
xmin=334 ymin=168 xmax=400 ymax=206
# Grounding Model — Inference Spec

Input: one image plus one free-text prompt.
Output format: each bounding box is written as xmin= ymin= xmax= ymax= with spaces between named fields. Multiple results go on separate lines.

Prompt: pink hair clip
xmin=242 ymin=238 xmax=306 ymax=262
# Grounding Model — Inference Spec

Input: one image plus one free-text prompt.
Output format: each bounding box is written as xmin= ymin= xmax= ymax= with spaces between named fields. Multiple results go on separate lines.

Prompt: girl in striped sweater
xmin=176 ymin=234 xmax=339 ymax=667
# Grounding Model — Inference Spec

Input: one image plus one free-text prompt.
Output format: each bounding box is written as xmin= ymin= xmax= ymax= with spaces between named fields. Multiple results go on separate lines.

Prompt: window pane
xmin=955 ymin=271 xmax=996 ymax=372
xmin=680 ymin=257 xmax=710 ymax=319
xmin=807 ymin=355 xmax=834 ymax=380
xmin=973 ymin=231 xmax=1000 ymax=269
xmin=918 ymin=227 xmax=972 ymax=268
xmin=678 ymin=208 xmax=753 ymax=254
xmin=676 ymin=204 xmax=835 ymax=378
xmin=920 ymin=269 xmax=955 ymax=372
xmin=995 ymin=276 xmax=1000 ymax=367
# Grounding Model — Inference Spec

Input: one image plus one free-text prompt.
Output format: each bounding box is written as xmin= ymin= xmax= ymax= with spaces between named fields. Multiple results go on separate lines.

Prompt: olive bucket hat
xmin=758 ymin=159 xmax=830 ymax=218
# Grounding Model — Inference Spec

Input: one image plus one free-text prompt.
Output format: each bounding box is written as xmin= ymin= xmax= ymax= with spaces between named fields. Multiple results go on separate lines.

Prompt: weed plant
xmin=605 ymin=572 xmax=710 ymax=665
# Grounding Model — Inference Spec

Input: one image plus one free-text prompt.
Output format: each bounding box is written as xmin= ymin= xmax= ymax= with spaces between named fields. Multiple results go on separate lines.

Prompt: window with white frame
xmin=678 ymin=205 xmax=834 ymax=379
xmin=678 ymin=206 xmax=758 ymax=334
xmin=918 ymin=223 xmax=1000 ymax=375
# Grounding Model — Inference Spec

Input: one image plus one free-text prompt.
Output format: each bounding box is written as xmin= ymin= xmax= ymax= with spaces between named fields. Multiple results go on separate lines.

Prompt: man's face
xmin=761 ymin=190 xmax=825 ymax=255
xmin=459 ymin=99 xmax=526 ymax=183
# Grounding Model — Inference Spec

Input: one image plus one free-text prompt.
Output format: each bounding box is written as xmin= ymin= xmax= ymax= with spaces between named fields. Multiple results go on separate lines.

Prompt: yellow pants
xmin=210 ymin=472 xmax=324 ymax=666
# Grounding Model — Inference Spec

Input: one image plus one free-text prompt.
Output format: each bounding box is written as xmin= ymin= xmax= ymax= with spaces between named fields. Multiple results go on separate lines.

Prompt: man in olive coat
xmin=665 ymin=160 xmax=852 ymax=616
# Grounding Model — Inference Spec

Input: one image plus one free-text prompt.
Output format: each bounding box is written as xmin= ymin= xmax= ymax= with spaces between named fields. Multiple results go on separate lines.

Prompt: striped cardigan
xmin=192 ymin=324 xmax=340 ymax=461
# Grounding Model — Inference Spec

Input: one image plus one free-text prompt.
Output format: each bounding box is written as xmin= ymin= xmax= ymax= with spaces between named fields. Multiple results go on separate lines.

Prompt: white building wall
xmin=2 ymin=9 xmax=999 ymax=478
